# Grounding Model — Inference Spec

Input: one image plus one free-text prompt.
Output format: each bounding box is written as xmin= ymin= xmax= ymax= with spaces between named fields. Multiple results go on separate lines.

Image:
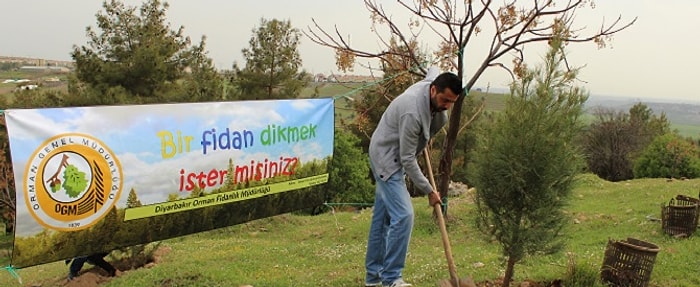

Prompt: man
xmin=365 ymin=67 xmax=463 ymax=287
xmin=66 ymin=252 xmax=117 ymax=280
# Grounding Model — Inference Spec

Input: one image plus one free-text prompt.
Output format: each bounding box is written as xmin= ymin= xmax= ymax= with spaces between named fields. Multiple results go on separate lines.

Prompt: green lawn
xmin=2 ymin=175 xmax=699 ymax=287
xmin=0 ymin=231 xmax=11 ymax=267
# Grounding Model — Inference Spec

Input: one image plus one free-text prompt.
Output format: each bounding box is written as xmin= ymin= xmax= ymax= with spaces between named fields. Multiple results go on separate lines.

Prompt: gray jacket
xmin=368 ymin=68 xmax=447 ymax=195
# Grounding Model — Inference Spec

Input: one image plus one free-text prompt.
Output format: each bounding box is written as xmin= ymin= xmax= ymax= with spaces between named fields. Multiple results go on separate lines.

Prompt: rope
xmin=330 ymin=71 xmax=409 ymax=101
xmin=323 ymin=202 xmax=373 ymax=207
xmin=327 ymin=59 xmax=446 ymax=102
xmin=3 ymin=265 xmax=22 ymax=284
xmin=323 ymin=202 xmax=374 ymax=234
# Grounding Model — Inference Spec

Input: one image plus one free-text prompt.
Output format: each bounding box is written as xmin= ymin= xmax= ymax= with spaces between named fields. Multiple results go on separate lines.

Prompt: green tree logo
xmin=46 ymin=154 xmax=89 ymax=199
xmin=25 ymin=133 xmax=123 ymax=232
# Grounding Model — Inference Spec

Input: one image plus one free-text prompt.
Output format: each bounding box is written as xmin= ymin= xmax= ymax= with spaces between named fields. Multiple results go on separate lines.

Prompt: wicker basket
xmin=600 ymin=238 xmax=660 ymax=287
xmin=661 ymin=196 xmax=699 ymax=237
xmin=675 ymin=194 xmax=700 ymax=224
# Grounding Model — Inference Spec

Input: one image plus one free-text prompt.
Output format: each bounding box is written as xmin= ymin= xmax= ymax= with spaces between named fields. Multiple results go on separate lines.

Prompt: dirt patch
xmin=63 ymin=270 xmax=115 ymax=287
xmin=49 ymin=246 xmax=172 ymax=287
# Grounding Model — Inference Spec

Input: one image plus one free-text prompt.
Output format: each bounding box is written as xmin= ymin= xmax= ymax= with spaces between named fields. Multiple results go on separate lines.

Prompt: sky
xmin=1 ymin=0 xmax=699 ymax=103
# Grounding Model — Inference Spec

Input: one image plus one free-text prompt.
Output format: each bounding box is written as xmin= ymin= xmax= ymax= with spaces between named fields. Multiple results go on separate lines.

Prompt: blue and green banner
xmin=4 ymin=98 xmax=334 ymax=268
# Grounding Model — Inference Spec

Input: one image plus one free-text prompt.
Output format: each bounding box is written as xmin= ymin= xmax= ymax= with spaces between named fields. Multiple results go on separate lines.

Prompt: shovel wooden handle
xmin=424 ymin=149 xmax=460 ymax=286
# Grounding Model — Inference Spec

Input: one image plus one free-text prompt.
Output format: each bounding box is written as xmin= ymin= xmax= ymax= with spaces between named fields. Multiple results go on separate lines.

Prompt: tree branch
xmin=458 ymin=100 xmax=485 ymax=135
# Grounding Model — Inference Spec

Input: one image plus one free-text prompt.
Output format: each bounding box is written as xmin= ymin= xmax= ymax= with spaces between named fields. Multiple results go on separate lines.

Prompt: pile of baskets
xmin=600 ymin=192 xmax=698 ymax=286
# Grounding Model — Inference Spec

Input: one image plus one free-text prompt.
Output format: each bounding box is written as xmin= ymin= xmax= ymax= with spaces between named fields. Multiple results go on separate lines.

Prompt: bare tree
xmin=306 ymin=0 xmax=635 ymax=202
xmin=583 ymin=103 xmax=670 ymax=181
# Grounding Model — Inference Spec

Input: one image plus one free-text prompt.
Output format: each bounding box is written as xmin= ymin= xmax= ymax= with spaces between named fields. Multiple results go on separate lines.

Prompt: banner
xmin=4 ymin=98 xmax=334 ymax=267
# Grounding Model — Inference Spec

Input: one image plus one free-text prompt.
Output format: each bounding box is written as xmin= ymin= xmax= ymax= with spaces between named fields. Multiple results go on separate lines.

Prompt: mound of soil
xmin=55 ymin=246 xmax=171 ymax=287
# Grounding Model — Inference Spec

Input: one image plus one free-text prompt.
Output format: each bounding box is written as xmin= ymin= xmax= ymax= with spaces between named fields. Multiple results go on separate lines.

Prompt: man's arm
xmin=398 ymin=113 xmax=432 ymax=195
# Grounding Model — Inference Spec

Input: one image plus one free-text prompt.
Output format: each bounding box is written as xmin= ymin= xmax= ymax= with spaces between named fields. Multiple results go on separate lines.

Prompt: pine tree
xmin=126 ymin=188 xmax=142 ymax=208
xmin=69 ymin=0 xmax=220 ymax=104
xmin=470 ymin=39 xmax=587 ymax=287
xmin=234 ymin=18 xmax=307 ymax=100
xmin=328 ymin=131 xmax=373 ymax=204
xmin=225 ymin=158 xmax=235 ymax=188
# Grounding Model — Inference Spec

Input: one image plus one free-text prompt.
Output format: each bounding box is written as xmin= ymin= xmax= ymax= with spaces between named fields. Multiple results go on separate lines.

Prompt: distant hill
xmin=585 ymin=95 xmax=700 ymax=126
xmin=469 ymin=89 xmax=699 ymax=138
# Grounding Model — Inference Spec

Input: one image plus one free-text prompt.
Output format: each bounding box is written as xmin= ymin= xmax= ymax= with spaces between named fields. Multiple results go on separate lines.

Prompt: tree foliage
xmin=344 ymin=40 xmax=427 ymax=150
xmin=582 ymin=103 xmax=670 ymax=181
xmin=0 ymin=62 xmax=20 ymax=71
xmin=0 ymin=117 xmax=15 ymax=234
xmin=306 ymin=0 xmax=635 ymax=202
xmin=633 ymin=134 xmax=700 ymax=179
xmin=470 ymin=41 xmax=586 ymax=286
xmin=328 ymin=130 xmax=374 ymax=205
xmin=234 ymin=18 xmax=307 ymax=100
xmin=69 ymin=0 xmax=222 ymax=104
xmin=444 ymin=93 xmax=487 ymax=185
xmin=126 ymin=188 xmax=143 ymax=208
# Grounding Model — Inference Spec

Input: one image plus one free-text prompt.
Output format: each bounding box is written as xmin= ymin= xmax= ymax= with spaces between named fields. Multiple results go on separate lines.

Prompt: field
xmin=0 ymin=80 xmax=698 ymax=286
xmin=301 ymin=82 xmax=698 ymax=139
xmin=0 ymin=70 xmax=69 ymax=104
xmin=673 ymin=124 xmax=700 ymax=140
xmin=0 ymin=175 xmax=698 ymax=286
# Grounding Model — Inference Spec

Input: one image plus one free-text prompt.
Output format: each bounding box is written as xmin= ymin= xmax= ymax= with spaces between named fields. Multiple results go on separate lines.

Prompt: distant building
xmin=2 ymin=79 xmax=30 ymax=84
xmin=314 ymin=73 xmax=327 ymax=82
xmin=17 ymin=84 xmax=39 ymax=90
xmin=19 ymin=66 xmax=70 ymax=73
xmin=0 ymin=56 xmax=74 ymax=68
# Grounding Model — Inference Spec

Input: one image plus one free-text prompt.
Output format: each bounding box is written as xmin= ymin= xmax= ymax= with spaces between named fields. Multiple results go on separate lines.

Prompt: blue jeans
xmin=365 ymin=167 xmax=414 ymax=285
xmin=68 ymin=253 xmax=116 ymax=279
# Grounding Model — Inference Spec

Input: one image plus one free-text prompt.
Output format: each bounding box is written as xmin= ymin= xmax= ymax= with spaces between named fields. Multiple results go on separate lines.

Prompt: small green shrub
xmin=328 ymin=131 xmax=374 ymax=205
xmin=561 ymin=253 xmax=606 ymax=287
xmin=633 ymin=133 xmax=700 ymax=179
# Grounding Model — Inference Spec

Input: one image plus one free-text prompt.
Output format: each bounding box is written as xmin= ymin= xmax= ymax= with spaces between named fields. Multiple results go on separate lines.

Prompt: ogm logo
xmin=25 ymin=133 xmax=123 ymax=231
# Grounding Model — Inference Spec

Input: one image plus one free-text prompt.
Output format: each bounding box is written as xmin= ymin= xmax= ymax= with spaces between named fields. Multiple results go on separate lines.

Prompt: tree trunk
xmin=437 ymin=50 xmax=489 ymax=216
xmin=502 ymin=255 xmax=516 ymax=287
xmin=437 ymin=50 xmax=467 ymax=214
xmin=437 ymin=94 xmax=465 ymax=210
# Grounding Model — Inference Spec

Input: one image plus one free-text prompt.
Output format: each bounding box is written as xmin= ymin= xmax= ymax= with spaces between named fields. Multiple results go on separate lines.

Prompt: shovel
xmin=423 ymin=149 xmax=476 ymax=287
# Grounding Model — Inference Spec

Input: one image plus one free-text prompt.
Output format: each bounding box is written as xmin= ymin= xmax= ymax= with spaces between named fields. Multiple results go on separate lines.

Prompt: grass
xmin=300 ymin=82 xmax=365 ymax=99
xmin=673 ymin=124 xmax=700 ymax=139
xmin=0 ymin=231 xmax=11 ymax=267
xmin=2 ymin=174 xmax=699 ymax=286
xmin=475 ymin=92 xmax=508 ymax=112
xmin=0 ymin=70 xmax=69 ymax=105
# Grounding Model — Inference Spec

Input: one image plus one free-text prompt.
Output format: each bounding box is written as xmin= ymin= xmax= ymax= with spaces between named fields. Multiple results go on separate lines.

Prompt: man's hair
xmin=431 ymin=72 xmax=463 ymax=96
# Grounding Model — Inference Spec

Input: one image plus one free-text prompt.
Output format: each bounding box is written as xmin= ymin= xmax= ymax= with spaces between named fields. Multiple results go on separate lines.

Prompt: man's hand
xmin=428 ymin=191 xmax=441 ymax=207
